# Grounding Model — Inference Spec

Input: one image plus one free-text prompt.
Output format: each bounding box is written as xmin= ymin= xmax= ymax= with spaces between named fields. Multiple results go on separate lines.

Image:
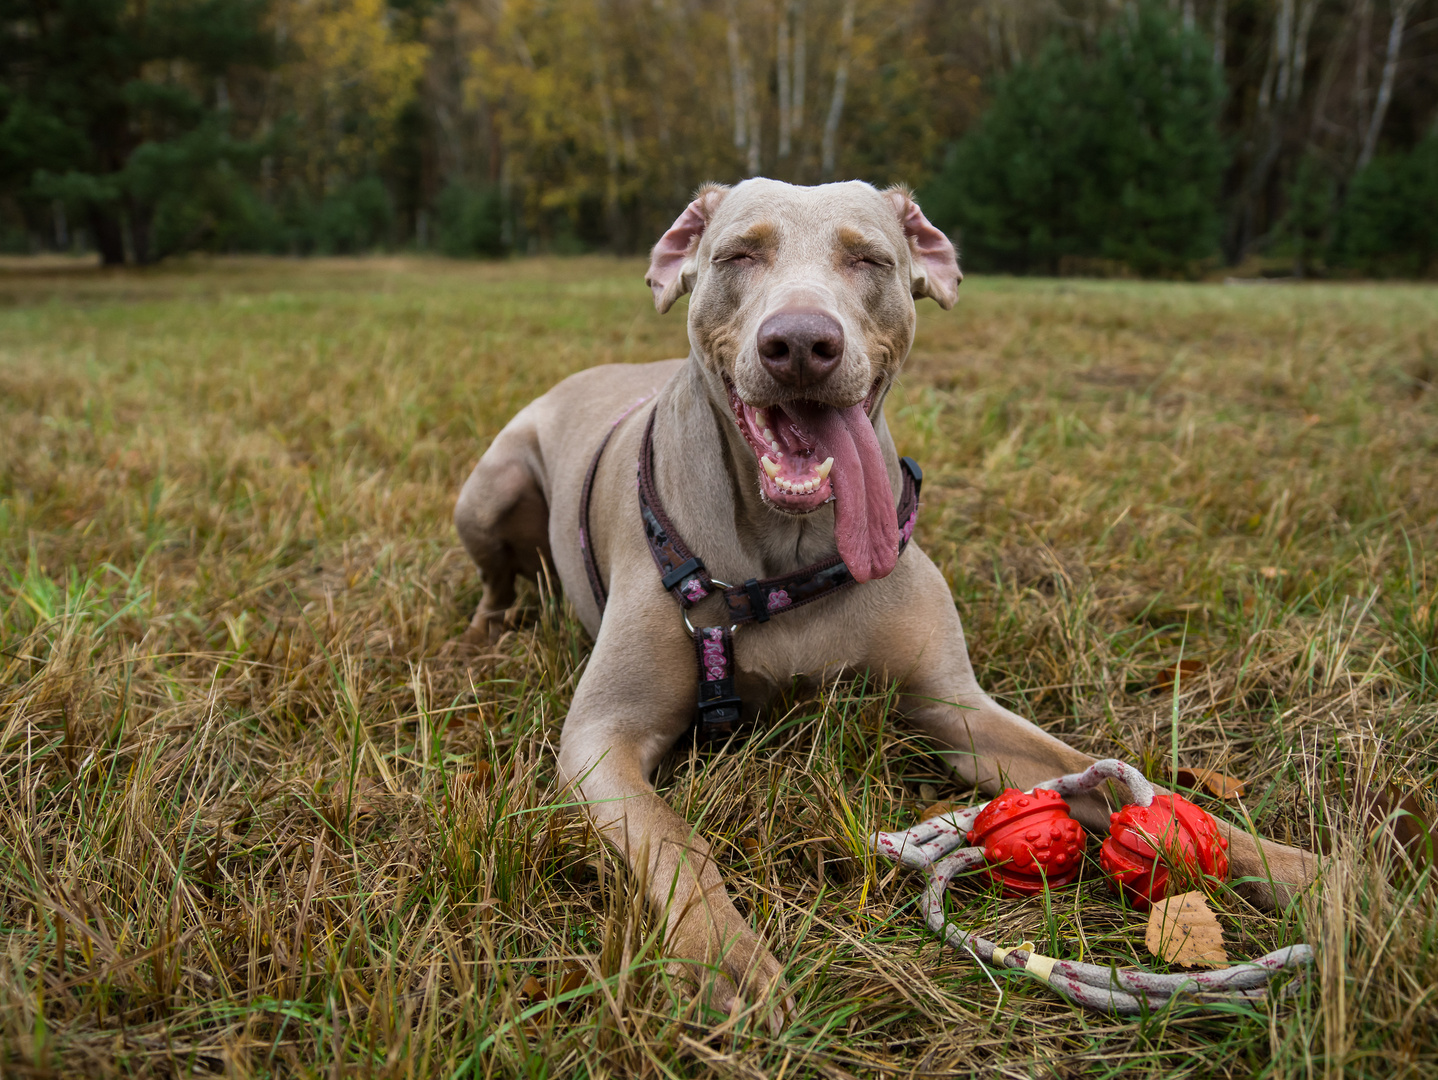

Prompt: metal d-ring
xmin=682 ymin=577 xmax=737 ymax=636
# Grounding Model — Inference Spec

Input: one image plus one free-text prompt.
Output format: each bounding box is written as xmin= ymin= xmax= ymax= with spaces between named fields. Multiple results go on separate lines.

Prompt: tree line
xmin=2 ymin=0 xmax=1435 ymax=275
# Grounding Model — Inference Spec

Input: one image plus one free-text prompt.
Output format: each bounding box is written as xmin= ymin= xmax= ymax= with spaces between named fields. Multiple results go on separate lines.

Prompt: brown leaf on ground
xmin=454 ymin=761 xmax=493 ymax=791
xmin=1364 ymin=785 xmax=1435 ymax=872
xmin=446 ymin=708 xmax=484 ymax=731
xmin=444 ymin=762 xmax=494 ymax=816
xmin=1145 ymin=891 xmax=1230 ymax=969
xmin=1174 ymin=767 xmax=1248 ymax=800
xmin=1153 ymin=659 xmax=1205 ymax=694
xmin=555 ymin=965 xmax=588 ymax=1014
xmin=519 ymin=975 xmax=547 ymax=1001
xmin=920 ymin=800 xmax=964 ymax=822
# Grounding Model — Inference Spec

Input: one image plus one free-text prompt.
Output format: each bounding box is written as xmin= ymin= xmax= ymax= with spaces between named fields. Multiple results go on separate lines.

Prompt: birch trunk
xmin=727 ymin=4 xmax=747 ymax=151
xmin=590 ymin=41 xmax=623 ymax=250
xmin=777 ymin=4 xmax=792 ymax=159
xmin=1357 ymin=0 xmax=1416 ymax=170
xmin=820 ymin=0 xmax=856 ymax=180
xmin=1212 ymin=0 xmax=1226 ymax=70
xmin=1354 ymin=0 xmax=1372 ymax=145
xmin=1291 ymin=0 xmax=1319 ymax=103
xmin=792 ymin=0 xmax=806 ymax=143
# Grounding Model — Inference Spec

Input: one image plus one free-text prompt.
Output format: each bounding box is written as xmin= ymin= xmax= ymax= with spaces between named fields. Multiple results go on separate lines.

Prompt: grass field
xmin=2 ymin=255 xmax=1436 ymax=1079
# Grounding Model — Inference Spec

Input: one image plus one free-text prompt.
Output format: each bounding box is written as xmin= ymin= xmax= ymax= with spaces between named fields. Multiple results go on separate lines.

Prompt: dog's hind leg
xmin=454 ymin=408 xmax=553 ymax=644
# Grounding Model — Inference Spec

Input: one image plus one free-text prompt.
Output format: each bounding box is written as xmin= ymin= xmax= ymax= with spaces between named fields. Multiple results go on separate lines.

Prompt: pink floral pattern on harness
xmin=700 ymin=628 xmax=727 ymax=681
xmin=900 ymin=508 xmax=917 ymax=544
xmin=681 ymin=577 xmax=709 ymax=603
xmin=766 ymin=589 xmax=792 ymax=613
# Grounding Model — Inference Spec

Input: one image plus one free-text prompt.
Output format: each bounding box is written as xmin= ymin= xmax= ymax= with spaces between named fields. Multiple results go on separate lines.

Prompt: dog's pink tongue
xmin=797 ymin=403 xmax=899 ymax=583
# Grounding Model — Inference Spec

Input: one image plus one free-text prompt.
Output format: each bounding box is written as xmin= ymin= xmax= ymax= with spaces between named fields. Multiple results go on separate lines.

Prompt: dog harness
xmin=579 ymin=403 xmax=922 ymax=741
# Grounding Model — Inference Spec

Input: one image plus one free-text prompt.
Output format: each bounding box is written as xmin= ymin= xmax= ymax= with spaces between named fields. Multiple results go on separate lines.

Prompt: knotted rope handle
xmin=870 ymin=759 xmax=1313 ymax=1014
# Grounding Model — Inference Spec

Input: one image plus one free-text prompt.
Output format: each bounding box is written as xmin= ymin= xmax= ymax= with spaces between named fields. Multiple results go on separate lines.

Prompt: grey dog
xmin=454 ymin=178 xmax=1315 ymax=1023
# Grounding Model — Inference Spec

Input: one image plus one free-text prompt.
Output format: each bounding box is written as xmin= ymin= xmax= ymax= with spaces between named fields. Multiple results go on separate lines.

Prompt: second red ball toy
xmin=1098 ymin=793 xmax=1230 ymax=907
xmin=967 ymin=787 xmax=1087 ymax=897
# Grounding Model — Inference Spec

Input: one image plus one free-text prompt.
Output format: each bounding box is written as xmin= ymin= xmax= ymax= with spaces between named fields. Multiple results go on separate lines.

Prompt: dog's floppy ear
xmin=885 ymin=188 xmax=961 ymax=310
xmin=646 ymin=183 xmax=728 ymax=313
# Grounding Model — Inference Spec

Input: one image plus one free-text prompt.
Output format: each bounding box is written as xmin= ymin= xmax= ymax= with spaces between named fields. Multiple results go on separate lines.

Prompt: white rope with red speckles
xmin=869 ymin=759 xmax=1313 ymax=1014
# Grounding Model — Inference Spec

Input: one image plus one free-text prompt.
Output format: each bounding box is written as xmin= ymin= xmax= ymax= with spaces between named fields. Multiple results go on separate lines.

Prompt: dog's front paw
xmin=668 ymin=905 xmax=793 ymax=1033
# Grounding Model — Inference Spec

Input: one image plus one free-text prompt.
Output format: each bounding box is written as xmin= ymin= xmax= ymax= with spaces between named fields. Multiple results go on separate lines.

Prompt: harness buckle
xmin=743 ymin=578 xmax=770 ymax=623
xmin=661 ymin=556 xmax=705 ymax=593
xmin=696 ymin=676 xmax=743 ymax=738
xmin=900 ymin=455 xmax=923 ymax=498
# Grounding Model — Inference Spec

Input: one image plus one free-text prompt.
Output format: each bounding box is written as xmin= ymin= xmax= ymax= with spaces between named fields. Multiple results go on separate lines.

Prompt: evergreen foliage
xmin=923 ymin=2 xmax=1226 ymax=276
xmin=0 ymin=0 xmax=275 ymax=264
xmin=436 ymin=183 xmax=508 ymax=258
xmin=2 ymin=0 xmax=1435 ymax=274
xmin=1331 ymin=137 xmax=1438 ymax=278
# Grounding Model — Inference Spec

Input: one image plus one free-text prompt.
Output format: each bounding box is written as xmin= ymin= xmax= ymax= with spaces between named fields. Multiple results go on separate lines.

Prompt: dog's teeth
xmin=756 ymin=409 xmax=769 ymax=428
xmin=816 ymin=457 xmax=833 ymax=480
xmin=761 ymin=455 xmax=779 ymax=478
xmin=762 ymin=428 xmax=774 ymax=442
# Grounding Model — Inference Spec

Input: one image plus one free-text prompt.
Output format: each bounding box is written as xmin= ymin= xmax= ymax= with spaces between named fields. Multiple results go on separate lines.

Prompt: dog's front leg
xmin=871 ymin=550 xmax=1317 ymax=910
xmin=556 ymin=612 xmax=789 ymax=1027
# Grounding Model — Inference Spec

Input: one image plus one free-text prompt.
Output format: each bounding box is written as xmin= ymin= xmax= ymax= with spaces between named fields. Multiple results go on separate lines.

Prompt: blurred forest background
xmin=2 ymin=0 xmax=1436 ymax=276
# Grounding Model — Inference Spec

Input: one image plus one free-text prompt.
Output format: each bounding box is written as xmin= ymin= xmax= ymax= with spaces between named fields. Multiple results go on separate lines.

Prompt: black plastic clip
xmin=696 ymin=677 xmax=743 ymax=738
xmin=744 ymin=578 xmax=769 ymax=623
xmin=900 ymin=456 xmax=923 ymax=498
xmin=661 ymin=556 xmax=705 ymax=593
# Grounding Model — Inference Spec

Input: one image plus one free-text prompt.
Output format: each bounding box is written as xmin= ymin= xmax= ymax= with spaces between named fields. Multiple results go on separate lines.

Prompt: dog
xmin=454 ymin=178 xmax=1316 ymax=1023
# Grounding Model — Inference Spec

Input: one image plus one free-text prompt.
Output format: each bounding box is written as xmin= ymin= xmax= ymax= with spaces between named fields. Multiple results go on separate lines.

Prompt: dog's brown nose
xmin=757 ymin=309 xmax=845 ymax=388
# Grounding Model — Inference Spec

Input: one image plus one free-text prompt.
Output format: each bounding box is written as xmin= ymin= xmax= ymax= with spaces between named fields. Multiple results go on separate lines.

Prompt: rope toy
xmin=870 ymin=759 xmax=1313 ymax=1014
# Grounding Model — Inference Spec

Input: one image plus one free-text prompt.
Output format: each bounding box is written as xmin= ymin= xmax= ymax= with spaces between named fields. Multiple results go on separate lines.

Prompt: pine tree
xmin=0 ymin=0 xmax=273 ymax=263
xmin=923 ymin=1 xmax=1227 ymax=276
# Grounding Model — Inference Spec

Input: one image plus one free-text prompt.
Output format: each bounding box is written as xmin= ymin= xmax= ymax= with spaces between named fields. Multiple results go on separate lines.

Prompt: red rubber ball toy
xmin=966 ymin=788 xmax=1087 ymax=897
xmin=1098 ymin=794 xmax=1230 ymax=908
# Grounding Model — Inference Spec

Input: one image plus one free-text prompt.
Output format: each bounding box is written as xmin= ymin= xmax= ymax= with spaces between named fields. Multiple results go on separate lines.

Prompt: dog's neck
xmin=648 ymin=356 xmax=902 ymax=582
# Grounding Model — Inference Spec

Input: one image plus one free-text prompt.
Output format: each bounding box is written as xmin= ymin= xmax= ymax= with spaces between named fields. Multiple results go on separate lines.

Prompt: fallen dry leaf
xmin=1364 ymin=784 xmax=1435 ymax=872
xmin=454 ymin=762 xmax=493 ymax=791
xmin=555 ymin=965 xmax=588 ymax=1014
xmin=1174 ymin=767 xmax=1248 ymax=801
xmin=920 ymin=800 xmax=964 ymax=822
xmin=519 ymin=975 xmax=546 ymax=1001
xmin=1145 ymin=891 xmax=1229 ymax=969
xmin=1153 ymin=659 xmax=1205 ymax=694
xmin=446 ymin=708 xmax=485 ymax=731
xmin=444 ymin=762 xmax=494 ymax=815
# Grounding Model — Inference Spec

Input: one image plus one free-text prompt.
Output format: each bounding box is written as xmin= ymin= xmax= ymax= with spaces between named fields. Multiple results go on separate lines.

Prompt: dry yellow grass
xmin=1 ymin=256 xmax=1436 ymax=1078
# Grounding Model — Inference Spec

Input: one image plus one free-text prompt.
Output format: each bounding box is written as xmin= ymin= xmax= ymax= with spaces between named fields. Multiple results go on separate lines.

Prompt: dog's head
xmin=645 ymin=178 xmax=960 ymax=582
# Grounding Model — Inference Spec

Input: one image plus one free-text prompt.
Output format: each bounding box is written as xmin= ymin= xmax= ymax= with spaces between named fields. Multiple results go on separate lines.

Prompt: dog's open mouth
xmin=727 ymin=380 xmax=900 ymax=583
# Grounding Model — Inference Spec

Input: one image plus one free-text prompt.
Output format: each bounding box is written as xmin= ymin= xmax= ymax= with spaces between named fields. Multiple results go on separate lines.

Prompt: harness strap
xmin=637 ymin=411 xmax=921 ymax=627
xmin=579 ymin=395 xmax=656 ymax=616
xmin=636 ymin=414 xmax=716 ymax=608
xmin=693 ymin=626 xmax=742 ymax=738
xmin=580 ymin=403 xmax=923 ymax=742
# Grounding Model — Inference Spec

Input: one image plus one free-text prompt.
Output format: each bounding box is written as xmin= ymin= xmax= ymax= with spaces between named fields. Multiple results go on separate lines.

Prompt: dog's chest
xmin=729 ymin=608 xmax=867 ymax=693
